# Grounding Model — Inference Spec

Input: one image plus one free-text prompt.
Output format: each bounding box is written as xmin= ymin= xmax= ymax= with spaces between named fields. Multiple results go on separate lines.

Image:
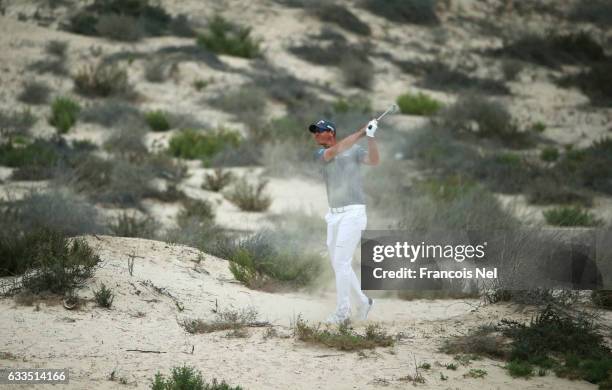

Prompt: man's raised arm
xmin=322 ymin=123 xmax=369 ymax=162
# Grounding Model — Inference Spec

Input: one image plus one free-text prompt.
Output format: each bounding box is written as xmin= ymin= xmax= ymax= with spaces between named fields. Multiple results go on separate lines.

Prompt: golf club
xmin=368 ymin=103 xmax=399 ymax=129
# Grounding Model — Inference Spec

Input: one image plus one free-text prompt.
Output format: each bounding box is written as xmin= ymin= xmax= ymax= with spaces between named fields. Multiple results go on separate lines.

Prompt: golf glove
xmin=366 ymin=119 xmax=378 ymax=137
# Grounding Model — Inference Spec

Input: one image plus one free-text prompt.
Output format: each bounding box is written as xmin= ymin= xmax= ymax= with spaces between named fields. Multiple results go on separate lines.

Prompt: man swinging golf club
xmin=309 ymin=114 xmax=382 ymax=324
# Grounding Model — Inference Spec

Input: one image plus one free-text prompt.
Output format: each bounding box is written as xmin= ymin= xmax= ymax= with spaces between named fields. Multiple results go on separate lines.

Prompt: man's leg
xmin=330 ymin=209 xmax=367 ymax=318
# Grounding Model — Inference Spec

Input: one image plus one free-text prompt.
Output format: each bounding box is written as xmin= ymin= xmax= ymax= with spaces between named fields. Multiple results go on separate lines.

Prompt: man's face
xmin=313 ymin=130 xmax=335 ymax=147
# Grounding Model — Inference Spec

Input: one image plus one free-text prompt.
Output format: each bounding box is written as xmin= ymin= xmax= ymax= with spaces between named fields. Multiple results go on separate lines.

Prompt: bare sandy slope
xmin=0 ymin=236 xmax=601 ymax=390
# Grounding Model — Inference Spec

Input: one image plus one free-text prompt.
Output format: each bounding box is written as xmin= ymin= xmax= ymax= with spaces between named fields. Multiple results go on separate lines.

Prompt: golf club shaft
xmin=369 ymin=104 xmax=397 ymax=129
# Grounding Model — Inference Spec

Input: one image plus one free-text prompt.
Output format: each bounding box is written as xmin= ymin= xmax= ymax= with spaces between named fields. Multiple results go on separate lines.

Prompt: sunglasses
xmin=311 ymin=127 xmax=334 ymax=134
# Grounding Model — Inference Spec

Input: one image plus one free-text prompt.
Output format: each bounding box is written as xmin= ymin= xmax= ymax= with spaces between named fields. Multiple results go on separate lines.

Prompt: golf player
xmin=310 ymin=118 xmax=379 ymax=324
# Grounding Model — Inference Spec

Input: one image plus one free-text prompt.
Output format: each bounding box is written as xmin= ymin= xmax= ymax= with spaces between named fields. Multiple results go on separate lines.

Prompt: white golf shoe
xmin=357 ymin=297 xmax=374 ymax=320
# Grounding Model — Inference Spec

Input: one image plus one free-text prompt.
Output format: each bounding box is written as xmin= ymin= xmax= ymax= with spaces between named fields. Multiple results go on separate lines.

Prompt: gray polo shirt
xmin=315 ymin=144 xmax=368 ymax=208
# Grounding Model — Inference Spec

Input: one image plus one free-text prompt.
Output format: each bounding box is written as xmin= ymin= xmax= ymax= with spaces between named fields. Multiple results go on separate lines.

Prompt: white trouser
xmin=325 ymin=204 xmax=369 ymax=317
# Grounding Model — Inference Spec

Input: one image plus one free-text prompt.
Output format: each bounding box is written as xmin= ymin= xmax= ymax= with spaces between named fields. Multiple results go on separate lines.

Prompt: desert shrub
xmin=151 ymin=365 xmax=243 ymax=390
xmin=169 ymin=14 xmax=197 ymax=37
xmin=501 ymin=58 xmax=524 ymax=81
xmin=45 ymin=40 xmax=68 ymax=58
xmin=506 ymin=360 xmax=534 ymax=378
xmin=309 ymin=3 xmax=370 ymax=36
xmin=68 ymin=0 xmax=172 ymax=38
xmin=0 ymin=108 xmax=37 ymax=140
xmin=145 ymin=110 xmax=171 ymax=131
xmin=289 ymin=40 xmax=367 ymax=67
xmin=569 ymin=0 xmax=612 ymax=27
xmin=437 ymin=94 xmax=532 ymax=148
xmin=144 ymin=61 xmax=169 ymax=83
xmin=218 ymin=229 xmax=324 ymax=289
xmin=108 ymin=211 xmax=156 ymax=238
xmin=492 ymin=31 xmax=606 ymax=68
xmin=177 ymin=198 xmax=215 ymax=227
xmin=209 ymin=85 xmax=267 ymax=124
xmin=163 ymin=218 xmax=226 ymax=254
xmin=472 ymin=153 xmax=539 ymax=194
xmin=6 ymin=189 xmax=104 ymax=236
xmin=95 ymin=13 xmax=142 ymax=42
xmin=526 ymin=176 xmax=592 ymax=207
xmin=555 ymin=137 xmax=612 ymax=194
xmin=340 ymin=54 xmax=373 ymax=90
xmin=420 ymin=63 xmax=510 ymax=95
xmin=498 ymin=305 xmax=612 ymax=385
xmin=224 ymin=177 xmax=271 ymax=212
xmin=397 ymin=92 xmax=442 ymax=116
xmin=73 ymin=63 xmax=133 ymax=98
xmin=144 ymin=153 xmax=188 ymax=184
xmin=559 ymin=60 xmax=612 ymax=105
xmin=93 ymin=283 xmax=114 ymax=308
xmin=80 ymin=99 xmax=142 ymax=128
xmin=49 ymin=97 xmax=80 ymax=134
xmin=18 ymin=80 xmax=51 ymax=105
xmin=543 ymin=206 xmax=602 ymax=227
xmin=202 ymin=168 xmax=234 ymax=192
xmin=540 ymin=147 xmax=559 ymax=162
xmin=441 ymin=326 xmax=508 ymax=360
xmin=19 ymin=231 xmax=100 ymax=294
xmin=27 ymin=58 xmax=68 ymax=76
xmin=197 ymin=15 xmax=261 ymax=58
xmin=295 ymin=316 xmax=394 ymax=350
xmin=360 ymin=0 xmax=439 ymax=25
xmin=104 ymin=128 xmax=148 ymax=161
xmin=0 ymin=139 xmax=60 ymax=169
xmin=531 ymin=121 xmax=546 ymax=133
xmin=168 ymin=128 xmax=241 ymax=163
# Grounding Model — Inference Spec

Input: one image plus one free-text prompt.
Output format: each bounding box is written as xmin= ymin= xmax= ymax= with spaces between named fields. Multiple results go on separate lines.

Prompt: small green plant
xmin=193 ymin=79 xmax=208 ymax=91
xmin=294 ymin=315 xmax=394 ymax=351
xmin=145 ymin=110 xmax=171 ymax=132
xmin=418 ymin=362 xmax=431 ymax=370
xmin=540 ymin=147 xmax=559 ymax=162
xmin=197 ymin=15 xmax=261 ymax=58
xmin=202 ymin=168 xmax=234 ymax=192
xmin=168 ymin=128 xmax=241 ymax=163
xmin=93 ymin=283 xmax=115 ymax=308
xmin=440 ymin=372 xmax=448 ymax=380
xmin=543 ymin=206 xmax=602 ymax=227
xmin=49 ymin=97 xmax=80 ymax=134
xmin=151 ymin=365 xmax=243 ymax=390
xmin=224 ymin=177 xmax=272 ymax=212
xmin=464 ymin=368 xmax=487 ymax=379
xmin=506 ymin=360 xmax=533 ymax=378
xmin=0 ymin=108 xmax=37 ymax=140
xmin=531 ymin=121 xmax=547 ymax=133
xmin=397 ymin=92 xmax=443 ymax=116
xmin=446 ymin=363 xmax=458 ymax=370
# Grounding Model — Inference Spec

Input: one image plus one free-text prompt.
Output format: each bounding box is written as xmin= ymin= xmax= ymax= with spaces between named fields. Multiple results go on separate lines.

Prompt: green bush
xmin=543 ymin=206 xmax=602 ymax=227
xmin=93 ymin=283 xmax=114 ymax=308
xmin=197 ymin=15 xmax=261 ymax=58
xmin=540 ymin=147 xmax=559 ymax=162
xmin=0 ymin=139 xmax=60 ymax=169
xmin=555 ymin=137 xmax=612 ymax=194
xmin=0 ymin=108 xmax=37 ymax=140
xmin=397 ymin=92 xmax=442 ymax=116
xmin=18 ymin=80 xmax=51 ymax=105
xmin=506 ymin=360 xmax=534 ymax=378
xmin=224 ymin=177 xmax=271 ymax=212
xmin=360 ymin=0 xmax=439 ymax=25
xmin=526 ymin=176 xmax=592 ymax=207
xmin=499 ymin=305 xmax=612 ymax=385
xmin=73 ymin=63 xmax=133 ymax=98
xmin=151 ymin=365 xmax=243 ymax=390
xmin=19 ymin=230 xmax=100 ymax=294
xmin=49 ymin=97 xmax=80 ymax=134
xmin=145 ymin=110 xmax=171 ymax=131
xmin=168 ymin=128 xmax=241 ymax=163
